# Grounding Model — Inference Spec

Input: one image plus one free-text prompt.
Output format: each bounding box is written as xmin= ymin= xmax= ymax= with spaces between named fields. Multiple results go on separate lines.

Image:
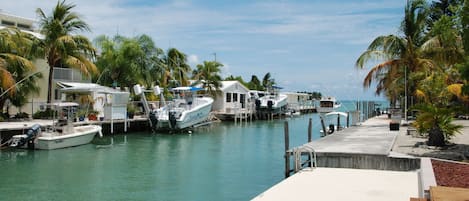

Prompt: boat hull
xmin=256 ymin=94 xmax=288 ymax=113
xmin=155 ymin=97 xmax=214 ymax=130
xmin=36 ymin=125 xmax=101 ymax=150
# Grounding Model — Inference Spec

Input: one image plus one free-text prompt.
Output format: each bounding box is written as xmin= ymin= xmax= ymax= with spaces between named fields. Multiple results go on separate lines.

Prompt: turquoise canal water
xmin=0 ymin=101 xmax=387 ymax=201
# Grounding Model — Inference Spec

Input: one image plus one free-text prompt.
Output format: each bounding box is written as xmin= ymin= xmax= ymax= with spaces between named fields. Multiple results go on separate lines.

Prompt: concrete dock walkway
xmin=252 ymin=167 xmax=419 ymax=201
xmin=288 ymin=115 xmax=419 ymax=171
xmin=300 ymin=115 xmax=397 ymax=155
xmin=253 ymin=115 xmax=423 ymax=201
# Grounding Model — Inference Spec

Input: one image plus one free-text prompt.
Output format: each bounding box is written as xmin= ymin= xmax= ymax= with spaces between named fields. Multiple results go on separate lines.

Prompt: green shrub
xmin=32 ymin=109 xmax=55 ymax=119
xmin=14 ymin=112 xmax=29 ymax=119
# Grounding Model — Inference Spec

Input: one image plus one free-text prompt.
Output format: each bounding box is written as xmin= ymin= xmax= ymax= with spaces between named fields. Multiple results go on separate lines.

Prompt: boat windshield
xmin=320 ymin=101 xmax=334 ymax=108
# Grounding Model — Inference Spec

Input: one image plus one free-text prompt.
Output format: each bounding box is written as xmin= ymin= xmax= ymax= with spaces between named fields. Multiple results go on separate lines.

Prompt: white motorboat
xmin=134 ymin=85 xmax=214 ymax=131
xmin=10 ymin=102 xmax=102 ymax=150
xmin=319 ymin=111 xmax=348 ymax=136
xmin=253 ymin=86 xmax=288 ymax=113
xmin=316 ymin=96 xmax=341 ymax=113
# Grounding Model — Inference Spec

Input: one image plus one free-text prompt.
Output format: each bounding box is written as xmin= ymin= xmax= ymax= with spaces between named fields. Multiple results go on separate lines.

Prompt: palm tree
xmin=262 ymin=72 xmax=275 ymax=90
xmin=356 ymin=0 xmax=431 ymax=103
xmin=192 ymin=61 xmax=223 ymax=97
xmin=413 ymin=72 xmax=462 ymax=146
xmin=36 ymin=0 xmax=98 ymax=103
xmin=136 ymin=34 xmax=165 ymax=87
xmin=165 ymin=48 xmax=191 ymax=87
xmin=0 ymin=28 xmax=36 ymax=96
xmin=0 ymin=28 xmax=41 ymax=114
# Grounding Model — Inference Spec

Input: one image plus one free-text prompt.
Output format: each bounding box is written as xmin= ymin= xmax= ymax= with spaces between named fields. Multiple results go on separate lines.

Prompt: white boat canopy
xmin=325 ymin=111 xmax=348 ymax=117
xmin=170 ymin=86 xmax=203 ymax=92
xmin=57 ymin=82 xmax=125 ymax=94
xmin=47 ymin=102 xmax=79 ymax=107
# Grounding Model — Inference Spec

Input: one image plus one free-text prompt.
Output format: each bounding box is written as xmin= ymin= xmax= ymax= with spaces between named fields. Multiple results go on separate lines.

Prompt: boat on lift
xmin=253 ymin=86 xmax=288 ymax=114
xmin=134 ymin=85 xmax=214 ymax=131
xmin=316 ymin=96 xmax=341 ymax=113
xmin=9 ymin=102 xmax=102 ymax=150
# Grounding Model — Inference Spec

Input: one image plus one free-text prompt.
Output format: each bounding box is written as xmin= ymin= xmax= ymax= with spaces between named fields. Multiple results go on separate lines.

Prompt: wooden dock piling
xmin=284 ymin=121 xmax=290 ymax=178
xmin=320 ymin=116 xmax=326 ymax=137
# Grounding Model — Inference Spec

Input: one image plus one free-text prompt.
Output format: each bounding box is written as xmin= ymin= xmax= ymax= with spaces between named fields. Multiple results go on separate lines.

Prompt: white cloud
xmin=187 ymin=54 xmax=199 ymax=66
xmin=220 ymin=63 xmax=231 ymax=78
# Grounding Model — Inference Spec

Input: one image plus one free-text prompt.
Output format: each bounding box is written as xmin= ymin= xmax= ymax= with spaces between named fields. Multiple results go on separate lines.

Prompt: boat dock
xmin=253 ymin=115 xmax=424 ymax=201
xmin=0 ymin=117 xmax=149 ymax=140
xmin=284 ymin=115 xmax=419 ymax=176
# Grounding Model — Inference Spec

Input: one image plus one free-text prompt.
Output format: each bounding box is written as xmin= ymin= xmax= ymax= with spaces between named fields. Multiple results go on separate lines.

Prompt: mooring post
xmin=347 ymin=112 xmax=350 ymax=128
xmin=320 ymin=116 xmax=327 ymax=137
xmin=308 ymin=118 xmax=312 ymax=142
xmin=284 ymin=121 xmax=290 ymax=178
xmin=337 ymin=114 xmax=340 ymax=131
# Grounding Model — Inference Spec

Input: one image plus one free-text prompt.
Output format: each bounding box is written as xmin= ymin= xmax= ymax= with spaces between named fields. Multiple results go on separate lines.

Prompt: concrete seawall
xmin=315 ymin=152 xmax=420 ymax=171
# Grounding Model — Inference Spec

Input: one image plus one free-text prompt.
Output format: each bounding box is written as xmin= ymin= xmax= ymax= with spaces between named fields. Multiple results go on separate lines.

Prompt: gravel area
xmin=431 ymin=159 xmax=469 ymax=188
xmin=391 ymin=120 xmax=469 ymax=161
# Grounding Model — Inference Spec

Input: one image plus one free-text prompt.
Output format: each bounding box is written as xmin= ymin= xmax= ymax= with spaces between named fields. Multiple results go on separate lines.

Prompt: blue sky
xmin=2 ymin=0 xmax=406 ymax=100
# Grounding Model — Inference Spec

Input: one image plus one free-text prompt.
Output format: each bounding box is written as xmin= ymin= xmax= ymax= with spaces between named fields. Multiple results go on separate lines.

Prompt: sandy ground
xmin=391 ymin=119 xmax=469 ymax=161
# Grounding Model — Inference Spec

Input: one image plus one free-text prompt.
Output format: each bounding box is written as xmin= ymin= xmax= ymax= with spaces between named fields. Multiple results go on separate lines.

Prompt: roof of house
xmin=220 ymin=80 xmax=249 ymax=91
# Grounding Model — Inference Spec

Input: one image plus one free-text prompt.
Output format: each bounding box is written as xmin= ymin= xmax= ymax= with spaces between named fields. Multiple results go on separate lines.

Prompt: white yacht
xmin=317 ymin=96 xmax=341 ymax=113
xmin=10 ymin=102 xmax=102 ymax=150
xmin=134 ymin=85 xmax=214 ymax=131
xmin=253 ymin=86 xmax=288 ymax=113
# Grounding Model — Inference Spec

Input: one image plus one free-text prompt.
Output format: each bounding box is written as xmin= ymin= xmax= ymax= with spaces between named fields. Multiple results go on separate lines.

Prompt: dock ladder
xmin=292 ymin=144 xmax=317 ymax=172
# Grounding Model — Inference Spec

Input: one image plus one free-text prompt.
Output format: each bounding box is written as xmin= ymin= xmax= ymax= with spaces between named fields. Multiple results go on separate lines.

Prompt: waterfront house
xmin=211 ymin=81 xmax=253 ymax=120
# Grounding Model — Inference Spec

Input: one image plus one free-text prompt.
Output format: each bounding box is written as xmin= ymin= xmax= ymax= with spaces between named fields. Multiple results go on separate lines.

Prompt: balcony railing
xmin=53 ymin=67 xmax=91 ymax=83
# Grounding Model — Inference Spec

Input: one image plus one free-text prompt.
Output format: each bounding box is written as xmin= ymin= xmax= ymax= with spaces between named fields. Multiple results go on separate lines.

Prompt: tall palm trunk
xmin=46 ymin=65 xmax=54 ymax=103
xmin=428 ymin=126 xmax=445 ymax=146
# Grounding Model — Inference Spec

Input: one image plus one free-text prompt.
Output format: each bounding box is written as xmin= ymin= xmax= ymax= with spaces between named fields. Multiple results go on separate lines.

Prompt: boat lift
xmin=133 ymin=84 xmax=165 ymax=130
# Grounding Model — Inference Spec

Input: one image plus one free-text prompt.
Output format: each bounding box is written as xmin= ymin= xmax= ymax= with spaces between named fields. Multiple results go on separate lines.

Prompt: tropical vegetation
xmin=357 ymin=0 xmax=468 ymax=146
xmin=0 ymin=0 xmax=321 ymax=120
xmin=0 ymin=27 xmax=40 ymax=116
xmin=36 ymin=0 xmax=98 ymax=104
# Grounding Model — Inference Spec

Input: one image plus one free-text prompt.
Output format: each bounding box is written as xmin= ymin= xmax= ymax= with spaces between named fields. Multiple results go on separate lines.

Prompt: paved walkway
xmin=295 ymin=115 xmax=397 ymax=155
xmin=252 ymin=167 xmax=419 ymax=201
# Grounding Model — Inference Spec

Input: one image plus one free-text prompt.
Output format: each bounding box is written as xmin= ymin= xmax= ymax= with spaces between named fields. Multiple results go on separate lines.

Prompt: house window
xmin=233 ymin=93 xmax=238 ymax=102
xmin=1 ymin=20 xmax=15 ymax=26
xmin=17 ymin=23 xmax=31 ymax=30
xmin=240 ymin=94 xmax=245 ymax=108
xmin=226 ymin=93 xmax=232 ymax=102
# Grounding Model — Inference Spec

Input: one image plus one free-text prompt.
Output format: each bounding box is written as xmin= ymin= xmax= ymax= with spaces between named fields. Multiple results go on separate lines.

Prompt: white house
xmin=58 ymin=82 xmax=130 ymax=120
xmin=283 ymin=92 xmax=315 ymax=112
xmin=212 ymin=81 xmax=253 ymax=120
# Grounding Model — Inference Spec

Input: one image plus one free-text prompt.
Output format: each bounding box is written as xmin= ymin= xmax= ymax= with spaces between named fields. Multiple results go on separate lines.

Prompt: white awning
xmin=58 ymin=82 xmax=128 ymax=94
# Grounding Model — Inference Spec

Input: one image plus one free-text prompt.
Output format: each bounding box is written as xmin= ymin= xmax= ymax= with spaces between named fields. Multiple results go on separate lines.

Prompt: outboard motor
xmin=10 ymin=124 xmax=41 ymax=148
xmin=169 ymin=111 xmax=177 ymax=129
xmin=255 ymin=99 xmax=261 ymax=110
xmin=267 ymin=100 xmax=274 ymax=110
xmin=328 ymin=124 xmax=335 ymax=134
xmin=149 ymin=111 xmax=159 ymax=131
